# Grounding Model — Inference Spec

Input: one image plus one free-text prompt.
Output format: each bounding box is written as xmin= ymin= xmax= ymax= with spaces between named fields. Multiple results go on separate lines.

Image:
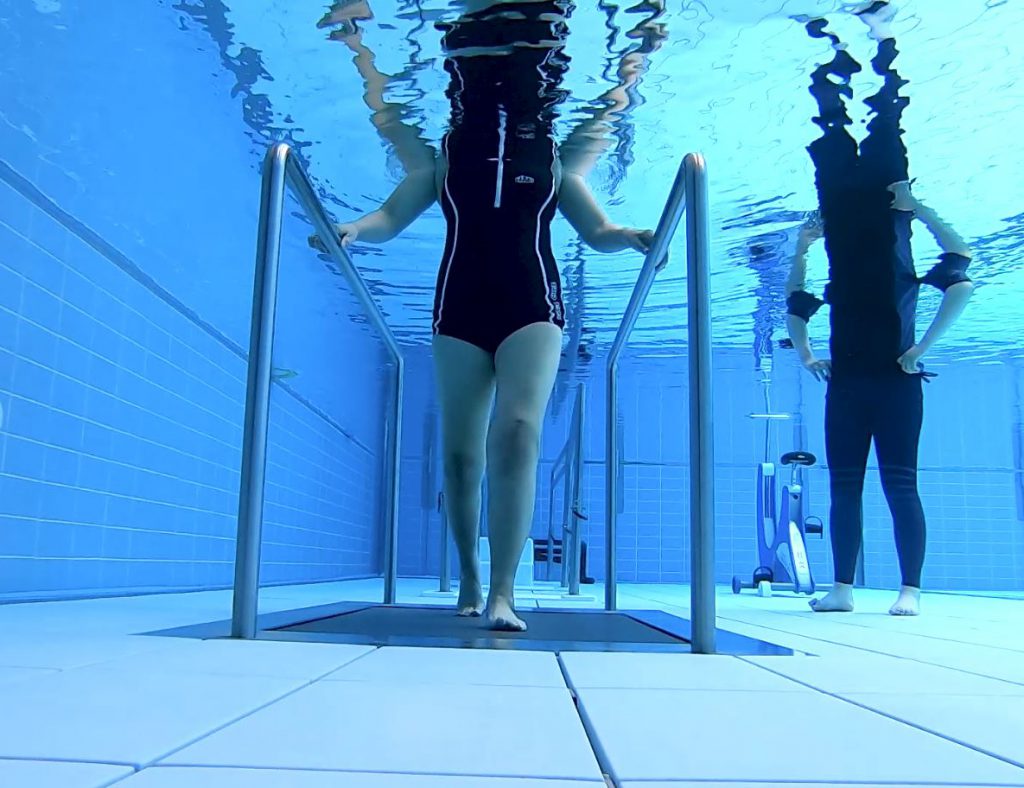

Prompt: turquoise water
xmin=213 ymin=0 xmax=1023 ymax=351
xmin=1 ymin=0 xmax=1021 ymax=598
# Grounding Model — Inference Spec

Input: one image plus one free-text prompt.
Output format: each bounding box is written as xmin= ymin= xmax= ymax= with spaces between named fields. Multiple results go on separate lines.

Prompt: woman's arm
xmin=311 ymin=166 xmax=437 ymax=249
xmin=786 ymin=220 xmax=830 ymax=380
xmin=895 ymin=191 xmax=975 ymax=371
xmin=557 ymin=172 xmax=652 ymax=253
xmin=915 ymin=281 xmax=974 ymax=354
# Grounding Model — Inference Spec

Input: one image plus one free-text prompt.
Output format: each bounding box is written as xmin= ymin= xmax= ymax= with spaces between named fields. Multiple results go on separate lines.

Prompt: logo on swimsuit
xmin=515 ymin=175 xmax=535 ymax=184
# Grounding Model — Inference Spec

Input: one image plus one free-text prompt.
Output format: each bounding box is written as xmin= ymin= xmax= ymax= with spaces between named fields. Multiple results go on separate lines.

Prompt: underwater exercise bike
xmin=732 ymin=358 xmax=824 ymax=596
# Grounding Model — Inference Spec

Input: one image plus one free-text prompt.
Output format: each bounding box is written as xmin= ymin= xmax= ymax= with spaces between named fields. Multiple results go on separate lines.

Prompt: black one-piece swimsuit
xmin=432 ymin=0 xmax=571 ymax=355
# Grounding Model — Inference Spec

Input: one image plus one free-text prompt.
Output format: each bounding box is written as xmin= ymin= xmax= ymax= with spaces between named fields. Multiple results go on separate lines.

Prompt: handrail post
xmin=281 ymin=152 xmax=406 ymax=607
xmin=438 ymin=492 xmax=451 ymax=593
xmin=383 ymin=360 xmax=403 ymax=604
xmin=231 ymin=144 xmax=289 ymax=639
xmin=685 ymin=153 xmax=716 ymax=654
xmin=605 ymin=367 xmax=618 ymax=609
xmin=568 ymin=383 xmax=586 ymax=596
xmin=231 ymin=142 xmax=407 ymax=631
xmin=605 ymin=157 xmax=689 ymax=611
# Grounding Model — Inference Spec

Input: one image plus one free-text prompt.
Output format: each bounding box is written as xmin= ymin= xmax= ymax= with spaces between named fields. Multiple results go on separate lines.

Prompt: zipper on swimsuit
xmin=494 ymin=105 xmax=507 ymax=208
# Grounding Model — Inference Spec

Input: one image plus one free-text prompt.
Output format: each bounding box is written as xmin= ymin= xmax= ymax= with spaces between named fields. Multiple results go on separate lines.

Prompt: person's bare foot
xmin=809 ymin=582 xmax=855 ymax=612
xmin=485 ymin=594 xmax=527 ymax=632
xmin=456 ymin=576 xmax=484 ymax=617
xmin=889 ymin=585 xmax=921 ymax=616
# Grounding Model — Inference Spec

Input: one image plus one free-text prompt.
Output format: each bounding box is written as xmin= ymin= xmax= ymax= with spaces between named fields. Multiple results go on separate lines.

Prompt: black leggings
xmin=826 ymin=373 xmax=926 ymax=588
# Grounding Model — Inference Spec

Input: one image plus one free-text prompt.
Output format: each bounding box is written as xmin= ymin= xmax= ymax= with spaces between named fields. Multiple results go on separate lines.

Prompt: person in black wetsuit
xmin=785 ymin=2 xmax=974 ymax=616
xmin=312 ymin=0 xmax=659 ymax=631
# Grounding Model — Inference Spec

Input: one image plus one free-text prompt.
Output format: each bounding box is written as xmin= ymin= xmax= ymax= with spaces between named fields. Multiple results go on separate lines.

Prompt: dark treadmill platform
xmin=267 ymin=604 xmax=791 ymax=655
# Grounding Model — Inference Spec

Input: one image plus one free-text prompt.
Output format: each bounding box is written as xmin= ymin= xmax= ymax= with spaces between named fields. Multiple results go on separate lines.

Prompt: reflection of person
xmin=313 ymin=0 xmax=657 ymax=631
xmin=317 ymin=0 xmax=373 ymax=38
xmin=785 ymin=2 xmax=974 ymax=617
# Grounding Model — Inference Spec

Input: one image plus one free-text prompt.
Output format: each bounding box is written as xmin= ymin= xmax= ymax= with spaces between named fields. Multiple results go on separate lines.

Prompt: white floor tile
xmin=561 ymin=652 xmax=806 ymax=691
xmin=0 ymin=759 xmax=133 ymax=788
xmin=0 ymin=667 xmax=304 ymax=767
xmin=0 ymin=634 xmax=187 ymax=670
xmin=83 ymin=638 xmax=374 ymax=680
xmin=162 ymin=682 xmax=603 ymax=781
xmin=577 ymin=687 xmax=1024 ymax=783
xmin=118 ymin=767 xmax=604 ymax=787
xmin=844 ymin=693 xmax=1024 ymax=766
xmin=324 ymin=646 xmax=566 ymax=687
xmin=883 ymin=641 xmax=1024 ymax=685
xmin=0 ymin=665 xmax=59 ymax=686
xmin=749 ymin=654 xmax=1024 ymax=695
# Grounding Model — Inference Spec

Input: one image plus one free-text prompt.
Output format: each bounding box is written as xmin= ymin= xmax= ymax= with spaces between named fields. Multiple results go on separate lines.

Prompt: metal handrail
xmin=604 ymin=153 xmax=715 ymax=654
xmin=231 ymin=143 xmax=405 ymax=639
xmin=544 ymin=380 xmax=585 ymax=589
xmin=545 ymin=383 xmax=587 ymax=592
xmin=438 ymin=492 xmax=451 ymax=594
xmin=566 ymin=383 xmax=587 ymax=595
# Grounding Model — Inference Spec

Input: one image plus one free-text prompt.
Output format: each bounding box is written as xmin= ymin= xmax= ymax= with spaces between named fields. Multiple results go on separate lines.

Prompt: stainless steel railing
xmin=545 ymin=383 xmax=587 ymax=594
xmin=231 ymin=143 xmax=404 ymax=639
xmin=604 ymin=153 xmax=716 ymax=654
xmin=437 ymin=491 xmax=451 ymax=594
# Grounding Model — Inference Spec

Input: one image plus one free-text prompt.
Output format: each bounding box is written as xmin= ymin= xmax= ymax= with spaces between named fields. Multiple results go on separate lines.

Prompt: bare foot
xmin=456 ymin=581 xmax=484 ymax=617
xmin=485 ymin=594 xmax=527 ymax=632
xmin=809 ymin=583 xmax=855 ymax=612
xmin=889 ymin=586 xmax=921 ymax=616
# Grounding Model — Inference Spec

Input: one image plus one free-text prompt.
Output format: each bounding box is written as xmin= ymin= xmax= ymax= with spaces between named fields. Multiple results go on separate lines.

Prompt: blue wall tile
xmin=0 ymin=177 xmax=385 ymax=599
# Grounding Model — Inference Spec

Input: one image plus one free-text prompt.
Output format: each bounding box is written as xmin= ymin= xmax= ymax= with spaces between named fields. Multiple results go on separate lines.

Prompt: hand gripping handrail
xmin=604 ymin=153 xmax=716 ymax=654
xmin=231 ymin=143 xmax=404 ymax=638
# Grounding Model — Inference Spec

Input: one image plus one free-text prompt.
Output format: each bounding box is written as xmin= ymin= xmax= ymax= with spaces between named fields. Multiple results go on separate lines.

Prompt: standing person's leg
xmin=872 ymin=374 xmax=926 ymax=615
xmin=812 ymin=377 xmax=873 ymax=612
xmin=433 ymin=336 xmax=496 ymax=616
xmin=485 ymin=322 xmax=563 ymax=631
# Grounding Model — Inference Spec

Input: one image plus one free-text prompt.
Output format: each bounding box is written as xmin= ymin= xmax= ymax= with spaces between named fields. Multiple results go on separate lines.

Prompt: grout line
xmin=741 ymin=658 xmax=1024 ymax=772
xmin=0 ymin=754 xmax=135 ymax=768
xmin=558 ymin=653 xmax=622 ymax=788
xmin=133 ymin=763 xmax=607 ymax=782
xmin=726 ymin=614 xmax=1024 ymax=688
xmin=135 ymin=677 xmax=322 ymax=770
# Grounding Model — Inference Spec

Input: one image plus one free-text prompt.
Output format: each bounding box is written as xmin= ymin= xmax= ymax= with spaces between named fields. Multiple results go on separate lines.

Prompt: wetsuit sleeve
xmin=786 ymin=289 xmax=825 ymax=322
xmin=919 ymin=252 xmax=972 ymax=291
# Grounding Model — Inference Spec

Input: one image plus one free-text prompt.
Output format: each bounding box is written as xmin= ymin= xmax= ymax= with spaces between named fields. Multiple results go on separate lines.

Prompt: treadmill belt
xmin=275 ymin=605 xmax=690 ymax=652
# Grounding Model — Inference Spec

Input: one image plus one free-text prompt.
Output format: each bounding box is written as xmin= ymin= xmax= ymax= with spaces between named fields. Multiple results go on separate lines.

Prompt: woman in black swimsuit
xmin=314 ymin=0 xmax=660 ymax=630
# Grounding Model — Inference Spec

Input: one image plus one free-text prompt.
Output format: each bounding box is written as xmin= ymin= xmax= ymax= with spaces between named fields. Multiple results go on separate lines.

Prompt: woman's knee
xmin=444 ymin=449 xmax=485 ymax=490
xmin=488 ymin=415 xmax=542 ymax=470
xmin=879 ymin=463 xmax=920 ymax=500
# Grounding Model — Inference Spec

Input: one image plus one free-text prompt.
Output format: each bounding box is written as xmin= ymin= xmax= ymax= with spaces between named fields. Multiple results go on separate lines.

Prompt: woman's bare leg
xmin=485 ymin=322 xmax=563 ymax=631
xmin=432 ymin=335 xmax=496 ymax=616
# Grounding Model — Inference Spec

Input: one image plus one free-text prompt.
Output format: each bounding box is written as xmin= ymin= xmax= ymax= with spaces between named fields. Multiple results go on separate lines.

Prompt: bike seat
xmin=781 ymin=451 xmax=816 ymax=467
